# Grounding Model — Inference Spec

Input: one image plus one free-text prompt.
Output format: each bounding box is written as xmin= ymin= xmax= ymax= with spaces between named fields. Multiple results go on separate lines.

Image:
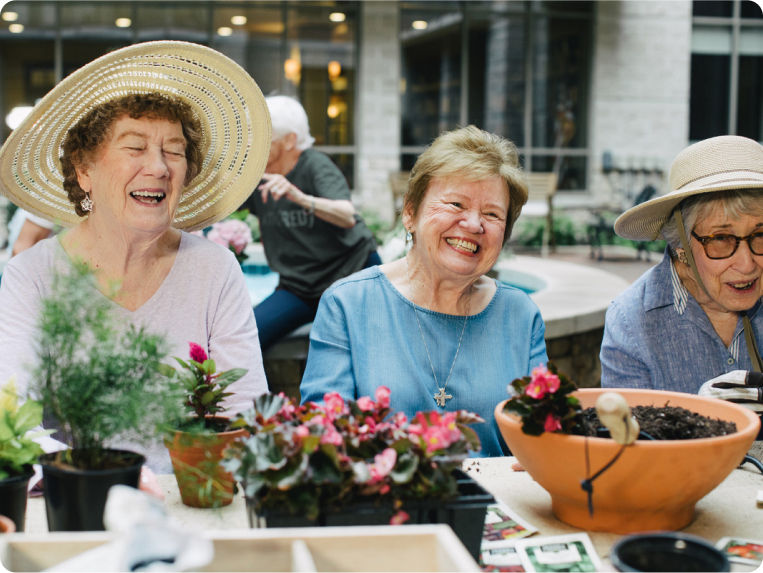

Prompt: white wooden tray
xmin=1 ymin=524 xmax=480 ymax=572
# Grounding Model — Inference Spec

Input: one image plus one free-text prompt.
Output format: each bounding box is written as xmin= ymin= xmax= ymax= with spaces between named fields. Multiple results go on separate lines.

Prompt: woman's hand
xmin=258 ymin=173 xmax=305 ymax=205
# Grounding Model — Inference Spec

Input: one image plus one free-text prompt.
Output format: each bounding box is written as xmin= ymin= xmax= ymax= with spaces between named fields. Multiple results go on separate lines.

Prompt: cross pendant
xmin=434 ymin=387 xmax=453 ymax=407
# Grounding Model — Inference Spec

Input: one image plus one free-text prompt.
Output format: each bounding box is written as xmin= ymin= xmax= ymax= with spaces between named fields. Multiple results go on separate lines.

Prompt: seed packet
xmin=516 ymin=533 xmax=602 ymax=573
xmin=715 ymin=536 xmax=763 ymax=565
xmin=480 ymin=544 xmax=525 ymax=572
xmin=482 ymin=500 xmax=539 ymax=547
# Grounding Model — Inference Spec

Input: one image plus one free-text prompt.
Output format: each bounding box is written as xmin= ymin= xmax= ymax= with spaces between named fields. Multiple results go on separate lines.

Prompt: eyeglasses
xmin=691 ymin=230 xmax=763 ymax=259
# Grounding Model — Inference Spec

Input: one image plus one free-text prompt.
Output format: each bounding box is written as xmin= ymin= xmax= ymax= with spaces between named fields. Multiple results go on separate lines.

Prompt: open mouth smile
xmin=130 ymin=190 xmax=166 ymax=205
xmin=727 ymin=278 xmax=758 ymax=292
xmin=446 ymin=237 xmax=479 ymax=254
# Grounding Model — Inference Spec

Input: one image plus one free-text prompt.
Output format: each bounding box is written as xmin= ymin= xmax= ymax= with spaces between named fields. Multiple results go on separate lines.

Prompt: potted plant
xmin=31 ymin=261 xmax=185 ymax=531
xmin=494 ymin=363 xmax=760 ymax=533
xmin=0 ymin=376 xmax=52 ymax=532
xmin=161 ymin=342 xmax=248 ymax=508
xmin=222 ymin=387 xmax=494 ymax=561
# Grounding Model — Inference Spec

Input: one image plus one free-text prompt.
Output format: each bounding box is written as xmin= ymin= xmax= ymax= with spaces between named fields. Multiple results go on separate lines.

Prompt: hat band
xmin=675 ymin=170 xmax=763 ymax=192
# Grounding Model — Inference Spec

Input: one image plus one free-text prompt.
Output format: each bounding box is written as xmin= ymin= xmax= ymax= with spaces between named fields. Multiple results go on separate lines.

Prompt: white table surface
xmin=20 ymin=456 xmax=763 ymax=572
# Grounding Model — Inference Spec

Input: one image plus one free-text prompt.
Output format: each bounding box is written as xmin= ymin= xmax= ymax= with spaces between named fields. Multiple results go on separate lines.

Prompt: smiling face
xmin=75 ymin=116 xmax=188 ymax=235
xmin=688 ymin=209 xmax=763 ymax=313
xmin=404 ymin=175 xmax=509 ymax=282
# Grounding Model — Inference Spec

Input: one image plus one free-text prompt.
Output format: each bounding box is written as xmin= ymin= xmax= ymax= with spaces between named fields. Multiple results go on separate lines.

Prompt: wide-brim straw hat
xmin=0 ymin=41 xmax=271 ymax=232
xmin=614 ymin=135 xmax=763 ymax=241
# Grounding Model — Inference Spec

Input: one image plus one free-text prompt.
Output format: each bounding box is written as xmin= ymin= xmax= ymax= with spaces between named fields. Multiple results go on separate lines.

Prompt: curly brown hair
xmin=60 ymin=92 xmax=203 ymax=217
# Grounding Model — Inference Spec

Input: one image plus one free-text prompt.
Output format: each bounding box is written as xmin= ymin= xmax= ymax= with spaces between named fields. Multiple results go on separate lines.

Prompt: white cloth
xmin=48 ymin=485 xmax=214 ymax=571
xmin=0 ymin=232 xmax=267 ymax=472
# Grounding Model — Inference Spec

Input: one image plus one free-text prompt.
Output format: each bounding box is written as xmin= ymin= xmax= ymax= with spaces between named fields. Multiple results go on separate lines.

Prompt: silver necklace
xmin=407 ymin=257 xmax=470 ymax=407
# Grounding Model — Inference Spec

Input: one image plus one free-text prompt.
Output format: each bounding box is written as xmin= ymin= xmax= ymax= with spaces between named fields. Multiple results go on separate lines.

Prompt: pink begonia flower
xmin=356 ymin=396 xmax=375 ymax=411
xmin=525 ymin=377 xmax=548 ymax=399
xmin=207 ymin=219 xmax=252 ymax=254
xmin=369 ymin=448 xmax=397 ymax=483
xmin=188 ymin=342 xmax=208 ymax=363
xmin=375 ymin=386 xmax=391 ymax=408
xmin=544 ymin=412 xmax=562 ymax=432
xmin=319 ymin=424 xmax=343 ymax=446
xmin=390 ymin=510 xmax=410 ymax=525
xmin=525 ymin=365 xmax=562 ymax=399
xmin=295 ymin=425 xmax=310 ymax=438
xmin=323 ymin=392 xmax=346 ymax=419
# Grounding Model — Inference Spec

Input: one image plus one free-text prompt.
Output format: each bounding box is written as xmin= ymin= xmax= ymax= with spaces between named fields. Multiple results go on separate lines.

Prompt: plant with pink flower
xmin=222 ymin=387 xmax=482 ymax=522
xmin=159 ymin=341 xmax=248 ymax=431
xmin=503 ymin=362 xmax=582 ymax=436
xmin=205 ymin=216 xmax=253 ymax=264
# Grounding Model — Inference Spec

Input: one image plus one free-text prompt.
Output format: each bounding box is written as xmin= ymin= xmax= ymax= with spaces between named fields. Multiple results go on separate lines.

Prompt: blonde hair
xmin=404 ymin=125 xmax=527 ymax=244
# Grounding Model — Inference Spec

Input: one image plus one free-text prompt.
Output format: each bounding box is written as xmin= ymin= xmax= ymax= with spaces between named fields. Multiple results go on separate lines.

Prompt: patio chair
xmin=522 ymin=172 xmax=558 ymax=256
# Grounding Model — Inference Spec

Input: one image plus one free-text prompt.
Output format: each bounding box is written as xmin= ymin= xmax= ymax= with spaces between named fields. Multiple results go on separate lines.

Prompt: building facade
xmin=0 ymin=0 xmax=760 ymax=227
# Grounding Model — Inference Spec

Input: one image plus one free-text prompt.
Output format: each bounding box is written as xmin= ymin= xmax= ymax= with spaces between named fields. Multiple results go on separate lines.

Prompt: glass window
xmin=400 ymin=2 xmax=592 ymax=192
xmin=400 ymin=4 xmax=462 ymax=146
xmin=693 ymin=1 xmax=733 ymax=18
xmin=738 ymin=55 xmax=763 ymax=140
xmin=690 ymin=0 xmax=763 ymax=140
xmin=467 ymin=14 xmax=526 ymax=145
xmin=741 ymin=1 xmax=763 ymax=19
xmin=531 ymin=15 xmax=590 ymax=151
xmin=690 ymin=54 xmax=730 ymax=141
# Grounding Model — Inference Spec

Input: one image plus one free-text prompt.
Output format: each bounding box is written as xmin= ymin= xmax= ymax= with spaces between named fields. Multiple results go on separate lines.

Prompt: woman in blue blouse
xmin=600 ymin=135 xmax=762 ymax=400
xmin=300 ymin=126 xmax=548 ymax=457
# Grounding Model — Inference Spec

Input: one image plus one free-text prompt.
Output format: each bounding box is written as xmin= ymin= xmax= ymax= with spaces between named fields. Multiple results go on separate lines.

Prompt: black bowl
xmin=611 ymin=532 xmax=730 ymax=572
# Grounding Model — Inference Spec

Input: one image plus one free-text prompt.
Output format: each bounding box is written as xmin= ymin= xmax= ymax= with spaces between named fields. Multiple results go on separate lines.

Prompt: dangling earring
xmin=676 ymin=249 xmax=688 ymax=264
xmin=405 ymin=229 xmax=413 ymax=250
xmin=80 ymin=193 xmax=93 ymax=213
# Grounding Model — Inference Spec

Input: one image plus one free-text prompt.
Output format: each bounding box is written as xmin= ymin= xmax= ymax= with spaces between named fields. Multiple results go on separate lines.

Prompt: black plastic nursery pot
xmin=611 ymin=532 xmax=730 ymax=572
xmin=0 ymin=466 xmax=35 ymax=532
xmin=39 ymin=449 xmax=145 ymax=532
xmin=247 ymin=470 xmax=494 ymax=561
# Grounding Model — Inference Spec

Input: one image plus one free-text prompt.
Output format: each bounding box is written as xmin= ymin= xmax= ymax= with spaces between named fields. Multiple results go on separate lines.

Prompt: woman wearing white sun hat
xmin=0 ymin=41 xmax=272 ymax=472
xmin=600 ymin=136 xmax=763 ymax=419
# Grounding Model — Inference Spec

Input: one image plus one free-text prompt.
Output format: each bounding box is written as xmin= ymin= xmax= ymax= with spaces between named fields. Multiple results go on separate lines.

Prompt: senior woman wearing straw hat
xmin=300 ymin=126 xmax=548 ymax=457
xmin=0 ymin=42 xmax=271 ymax=472
xmin=600 ymin=136 xmax=762 ymax=417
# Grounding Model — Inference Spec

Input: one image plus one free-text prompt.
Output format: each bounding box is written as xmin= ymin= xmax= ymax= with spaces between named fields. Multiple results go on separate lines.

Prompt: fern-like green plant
xmin=31 ymin=260 xmax=185 ymax=469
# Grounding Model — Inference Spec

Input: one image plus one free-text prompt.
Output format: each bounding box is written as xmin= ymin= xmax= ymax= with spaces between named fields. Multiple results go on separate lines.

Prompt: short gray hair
xmin=661 ymin=189 xmax=763 ymax=250
xmin=265 ymin=95 xmax=315 ymax=150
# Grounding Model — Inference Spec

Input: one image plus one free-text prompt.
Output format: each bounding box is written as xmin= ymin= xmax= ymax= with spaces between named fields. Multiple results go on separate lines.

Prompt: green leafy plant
xmin=161 ymin=342 xmax=247 ymax=432
xmin=503 ymin=362 xmax=582 ymax=436
xmin=32 ymin=261 xmax=185 ymax=469
xmin=222 ymin=386 xmax=483 ymax=523
xmin=0 ymin=377 xmax=52 ymax=479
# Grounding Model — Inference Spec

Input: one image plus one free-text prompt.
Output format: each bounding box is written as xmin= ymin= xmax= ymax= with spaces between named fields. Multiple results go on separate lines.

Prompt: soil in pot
xmin=0 ymin=465 xmax=34 ymax=532
xmin=39 ymin=449 xmax=144 ymax=532
xmin=578 ymin=405 xmax=737 ymax=440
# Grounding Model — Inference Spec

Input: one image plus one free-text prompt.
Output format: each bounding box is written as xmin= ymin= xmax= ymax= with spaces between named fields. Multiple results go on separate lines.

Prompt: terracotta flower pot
xmin=494 ymin=388 xmax=760 ymax=534
xmin=165 ymin=418 xmax=247 ymax=508
xmin=0 ymin=514 xmax=16 ymax=534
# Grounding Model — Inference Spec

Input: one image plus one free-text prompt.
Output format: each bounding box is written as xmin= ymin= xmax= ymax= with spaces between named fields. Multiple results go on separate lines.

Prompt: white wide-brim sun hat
xmin=0 ymin=40 xmax=271 ymax=232
xmin=614 ymin=135 xmax=763 ymax=241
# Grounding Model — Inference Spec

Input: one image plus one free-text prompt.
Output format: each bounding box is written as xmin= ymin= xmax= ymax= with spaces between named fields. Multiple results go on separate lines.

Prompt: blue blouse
xmin=300 ymin=267 xmax=548 ymax=457
xmin=600 ymin=250 xmax=762 ymax=392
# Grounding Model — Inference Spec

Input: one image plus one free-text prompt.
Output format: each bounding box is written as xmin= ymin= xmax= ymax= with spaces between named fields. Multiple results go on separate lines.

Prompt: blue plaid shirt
xmin=600 ymin=250 xmax=762 ymax=393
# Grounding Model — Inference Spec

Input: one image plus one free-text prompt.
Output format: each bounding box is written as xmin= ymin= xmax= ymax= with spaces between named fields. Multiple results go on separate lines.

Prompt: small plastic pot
xmin=611 ymin=532 xmax=730 ymax=572
xmin=39 ymin=449 xmax=144 ymax=531
xmin=0 ymin=465 xmax=34 ymax=531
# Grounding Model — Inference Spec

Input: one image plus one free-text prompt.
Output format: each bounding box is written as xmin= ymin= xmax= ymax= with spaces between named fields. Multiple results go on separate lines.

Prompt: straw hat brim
xmin=614 ymin=172 xmax=763 ymax=241
xmin=0 ymin=41 xmax=271 ymax=232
